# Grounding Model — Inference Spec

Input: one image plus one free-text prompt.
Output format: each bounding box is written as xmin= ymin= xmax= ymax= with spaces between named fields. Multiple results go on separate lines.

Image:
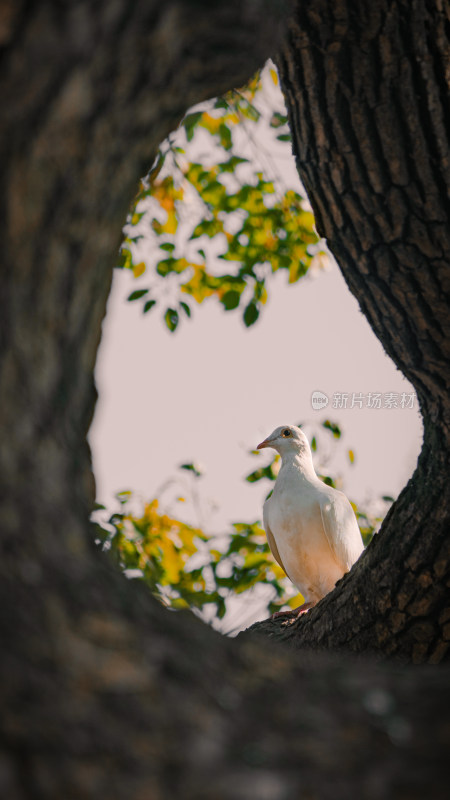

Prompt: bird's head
xmin=257 ymin=425 xmax=310 ymax=456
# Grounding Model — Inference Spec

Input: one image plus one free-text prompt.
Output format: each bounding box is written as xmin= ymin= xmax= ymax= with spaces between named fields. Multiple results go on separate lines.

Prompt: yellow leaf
xmin=270 ymin=563 xmax=286 ymax=580
xmin=288 ymin=260 xmax=303 ymax=283
xmin=264 ymin=234 xmax=277 ymax=251
xmin=132 ymin=261 xmax=146 ymax=278
xmin=162 ymin=209 xmax=178 ymax=234
xmin=288 ymin=592 xmax=304 ymax=608
xmin=225 ymin=112 xmax=240 ymax=125
xmin=348 ymin=449 xmax=355 ymax=464
xmin=270 ymin=68 xmax=279 ymax=85
xmin=200 ymin=112 xmax=222 ymax=135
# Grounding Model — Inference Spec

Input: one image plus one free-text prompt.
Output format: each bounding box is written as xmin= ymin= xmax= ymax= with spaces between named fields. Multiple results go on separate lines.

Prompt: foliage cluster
xmin=119 ymin=65 xmax=327 ymax=332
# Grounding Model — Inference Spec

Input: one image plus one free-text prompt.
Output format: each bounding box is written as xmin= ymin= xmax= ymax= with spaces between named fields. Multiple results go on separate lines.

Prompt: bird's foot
xmin=271 ymin=602 xmax=315 ymax=620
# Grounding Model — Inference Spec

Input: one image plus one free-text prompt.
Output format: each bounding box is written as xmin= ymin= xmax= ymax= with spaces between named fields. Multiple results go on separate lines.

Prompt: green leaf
xmin=116 ymin=490 xmax=132 ymax=504
xmin=243 ymin=301 xmax=259 ymax=327
xmin=276 ymin=133 xmax=292 ymax=142
xmin=221 ymin=290 xmax=241 ymax=310
xmin=128 ymin=289 xmax=149 ymax=301
xmin=270 ymin=112 xmax=288 ymax=129
xmin=164 ymin=308 xmax=179 ymax=332
xmin=183 ymin=111 xmax=203 ymax=141
xmin=323 ymin=420 xmax=341 ymax=439
xmin=214 ymin=97 xmax=228 ymax=110
xmin=160 ymin=242 xmax=175 ymax=252
xmin=190 ymin=219 xmax=224 ymax=239
xmin=180 ymin=462 xmax=203 ymax=478
xmin=217 ymin=155 xmax=249 ymax=173
xmin=157 ymin=257 xmax=189 ymax=277
xmin=118 ymin=247 xmax=132 ymax=269
xmin=143 ymin=300 xmax=156 ymax=313
xmin=245 ymin=463 xmax=277 ymax=483
xmin=179 ymin=301 xmax=191 ymax=318
xmin=219 ymin=122 xmax=232 ymax=150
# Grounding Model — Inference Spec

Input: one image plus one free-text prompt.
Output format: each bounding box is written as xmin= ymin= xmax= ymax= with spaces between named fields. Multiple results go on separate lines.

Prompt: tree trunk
xmin=247 ymin=0 xmax=450 ymax=663
xmin=1 ymin=1 xmax=450 ymax=797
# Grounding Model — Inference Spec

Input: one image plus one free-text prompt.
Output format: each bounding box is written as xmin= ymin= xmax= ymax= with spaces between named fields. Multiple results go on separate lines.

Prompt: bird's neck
xmin=280 ymin=450 xmax=317 ymax=481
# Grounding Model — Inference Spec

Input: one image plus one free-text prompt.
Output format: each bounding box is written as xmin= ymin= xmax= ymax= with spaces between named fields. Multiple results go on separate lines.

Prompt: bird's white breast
xmin=264 ymin=468 xmax=344 ymax=602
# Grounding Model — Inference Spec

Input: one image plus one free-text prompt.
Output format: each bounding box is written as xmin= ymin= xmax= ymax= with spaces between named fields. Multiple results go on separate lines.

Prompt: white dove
xmin=257 ymin=424 xmax=364 ymax=617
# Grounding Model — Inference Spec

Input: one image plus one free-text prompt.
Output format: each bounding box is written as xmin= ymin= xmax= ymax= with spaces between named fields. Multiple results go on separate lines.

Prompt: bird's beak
xmin=257 ymin=437 xmax=272 ymax=450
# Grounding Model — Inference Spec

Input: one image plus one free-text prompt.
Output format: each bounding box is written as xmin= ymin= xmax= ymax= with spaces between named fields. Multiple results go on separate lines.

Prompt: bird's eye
xmin=282 ymin=429 xmax=291 ymax=437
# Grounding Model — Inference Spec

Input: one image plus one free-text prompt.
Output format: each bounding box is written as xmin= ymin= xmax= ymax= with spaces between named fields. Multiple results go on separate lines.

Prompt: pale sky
xmin=90 ymin=258 xmax=422 ymax=534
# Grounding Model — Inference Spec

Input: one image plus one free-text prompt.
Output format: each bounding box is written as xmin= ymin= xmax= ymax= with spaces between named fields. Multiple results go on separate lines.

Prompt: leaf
xmin=118 ymin=247 xmax=132 ymax=270
xmin=162 ymin=210 xmax=178 ymax=234
xmin=245 ymin=463 xmax=277 ymax=483
xmin=131 ymin=212 xmax=144 ymax=225
xmin=182 ymin=111 xmax=203 ymax=141
xmin=179 ymin=301 xmax=191 ymax=318
xmin=200 ymin=112 xmax=222 ymax=135
xmin=288 ymin=593 xmax=305 ymax=609
xmin=116 ymin=490 xmax=132 ymax=504
xmin=270 ymin=67 xmax=279 ymax=85
xmin=323 ymin=420 xmax=341 ymax=439
xmin=180 ymin=462 xmax=203 ymax=478
xmin=148 ymin=149 xmax=166 ymax=182
xmin=128 ymin=289 xmax=149 ymax=301
xmin=160 ymin=242 xmax=175 ymax=252
xmin=190 ymin=219 xmax=224 ymax=240
xmin=143 ymin=300 xmax=156 ymax=313
xmin=348 ymin=449 xmax=355 ymax=464
xmin=270 ymin=112 xmax=287 ymax=128
xmin=221 ymin=290 xmax=241 ymax=310
xmin=217 ymin=155 xmax=249 ymax=173
xmin=132 ymin=261 xmax=146 ymax=278
xmin=243 ymin=301 xmax=259 ymax=327
xmin=276 ymin=133 xmax=292 ymax=142
xmin=157 ymin=257 xmax=189 ymax=277
xmin=219 ymin=122 xmax=233 ymax=150
xmin=164 ymin=308 xmax=179 ymax=332
xmin=288 ymin=259 xmax=307 ymax=283
xmin=214 ymin=97 xmax=228 ymax=110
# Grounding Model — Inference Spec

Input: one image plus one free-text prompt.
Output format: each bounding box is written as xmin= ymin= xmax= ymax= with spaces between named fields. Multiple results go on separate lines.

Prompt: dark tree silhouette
xmin=0 ymin=1 xmax=449 ymax=797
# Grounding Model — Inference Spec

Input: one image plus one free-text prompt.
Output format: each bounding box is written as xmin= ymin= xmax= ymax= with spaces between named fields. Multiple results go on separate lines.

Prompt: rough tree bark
xmin=0 ymin=1 xmax=449 ymax=798
xmin=249 ymin=0 xmax=450 ymax=664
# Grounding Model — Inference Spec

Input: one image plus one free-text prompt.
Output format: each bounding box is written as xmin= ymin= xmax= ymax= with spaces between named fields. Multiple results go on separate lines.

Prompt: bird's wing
xmin=263 ymin=502 xmax=288 ymax=576
xmin=319 ymin=491 xmax=364 ymax=572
